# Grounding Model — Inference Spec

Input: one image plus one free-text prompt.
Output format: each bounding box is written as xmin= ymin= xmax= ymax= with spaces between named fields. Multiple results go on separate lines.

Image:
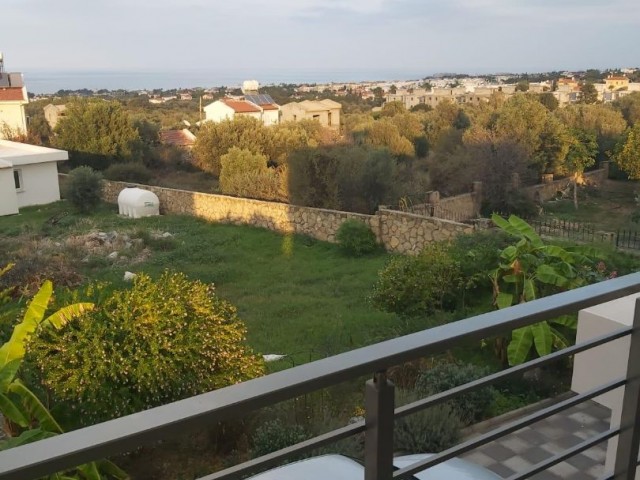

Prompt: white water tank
xmin=117 ymin=187 xmax=160 ymax=218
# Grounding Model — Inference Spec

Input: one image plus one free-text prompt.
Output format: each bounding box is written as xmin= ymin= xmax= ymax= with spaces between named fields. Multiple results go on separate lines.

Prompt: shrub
xmin=336 ymin=219 xmax=378 ymax=256
xmin=394 ymin=391 xmax=462 ymax=453
xmin=103 ymin=162 xmax=152 ymax=184
xmin=28 ymin=271 xmax=264 ymax=426
xmin=64 ymin=166 xmax=103 ymax=213
xmin=371 ymin=242 xmax=462 ymax=317
xmin=415 ymin=362 xmax=496 ymax=424
xmin=251 ymin=419 xmax=310 ymax=458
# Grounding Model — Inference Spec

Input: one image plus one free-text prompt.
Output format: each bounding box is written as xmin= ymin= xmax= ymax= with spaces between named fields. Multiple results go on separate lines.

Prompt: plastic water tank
xmin=117 ymin=187 xmax=160 ymax=219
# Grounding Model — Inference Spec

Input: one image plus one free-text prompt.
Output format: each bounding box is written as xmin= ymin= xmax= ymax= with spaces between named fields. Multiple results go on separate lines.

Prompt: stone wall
xmin=522 ymin=168 xmax=607 ymax=203
xmin=438 ymin=192 xmax=480 ymax=220
xmin=95 ymin=178 xmax=473 ymax=255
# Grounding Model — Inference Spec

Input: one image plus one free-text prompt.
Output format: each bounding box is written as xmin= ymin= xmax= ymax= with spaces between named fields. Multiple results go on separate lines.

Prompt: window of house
xmin=313 ymin=114 xmax=320 ymax=120
xmin=13 ymin=169 xmax=23 ymax=191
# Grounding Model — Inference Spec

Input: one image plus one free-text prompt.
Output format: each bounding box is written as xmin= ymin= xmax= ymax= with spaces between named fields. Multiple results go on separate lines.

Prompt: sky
xmin=3 ymin=0 xmax=640 ymax=77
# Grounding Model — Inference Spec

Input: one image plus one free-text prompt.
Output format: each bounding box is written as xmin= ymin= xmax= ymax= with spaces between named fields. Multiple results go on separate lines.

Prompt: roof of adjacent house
xmin=244 ymin=94 xmax=277 ymax=107
xmin=285 ymin=99 xmax=342 ymax=112
xmin=159 ymin=129 xmax=196 ymax=147
xmin=0 ymin=87 xmax=27 ymax=102
xmin=260 ymin=103 xmax=280 ymax=111
xmin=222 ymin=98 xmax=262 ymax=113
xmin=607 ymin=76 xmax=628 ymax=81
xmin=44 ymin=104 xmax=67 ymax=113
xmin=0 ymin=140 xmax=68 ymax=166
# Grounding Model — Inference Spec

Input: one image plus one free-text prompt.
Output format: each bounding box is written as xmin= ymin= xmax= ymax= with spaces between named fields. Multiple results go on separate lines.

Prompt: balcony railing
xmin=2 ymin=273 xmax=640 ymax=480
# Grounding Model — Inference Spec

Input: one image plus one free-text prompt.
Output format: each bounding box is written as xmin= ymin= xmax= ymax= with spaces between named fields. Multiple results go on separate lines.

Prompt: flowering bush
xmin=28 ymin=271 xmax=264 ymax=426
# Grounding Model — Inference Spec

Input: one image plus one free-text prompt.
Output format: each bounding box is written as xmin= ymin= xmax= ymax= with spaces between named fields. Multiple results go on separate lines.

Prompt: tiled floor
xmin=461 ymin=400 xmax=611 ymax=479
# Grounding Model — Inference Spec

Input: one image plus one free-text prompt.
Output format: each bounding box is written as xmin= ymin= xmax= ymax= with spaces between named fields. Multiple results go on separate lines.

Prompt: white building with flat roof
xmin=0 ymin=140 xmax=68 ymax=216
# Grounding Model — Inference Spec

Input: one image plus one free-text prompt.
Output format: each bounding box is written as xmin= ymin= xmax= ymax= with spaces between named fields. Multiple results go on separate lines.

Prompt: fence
xmin=395 ymin=199 xmax=474 ymax=224
xmin=527 ymin=218 xmax=615 ymax=245
xmin=617 ymin=230 xmax=640 ymax=251
xmin=2 ymin=273 xmax=640 ymax=480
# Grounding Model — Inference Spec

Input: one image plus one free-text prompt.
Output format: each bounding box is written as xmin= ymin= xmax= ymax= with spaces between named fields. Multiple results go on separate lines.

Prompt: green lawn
xmin=0 ymin=201 xmax=407 ymax=365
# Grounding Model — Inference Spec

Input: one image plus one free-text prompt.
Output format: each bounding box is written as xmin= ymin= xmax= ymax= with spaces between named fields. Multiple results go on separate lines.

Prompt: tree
xmin=219 ymin=147 xmax=287 ymax=202
xmin=54 ymin=99 xmax=142 ymax=170
xmin=29 ymin=272 xmax=264 ymax=425
xmin=579 ymin=82 xmax=598 ymax=104
xmin=380 ymin=101 xmax=406 ymax=117
xmin=389 ymin=85 xmax=398 ymax=94
xmin=564 ymin=130 xmax=598 ymax=209
xmin=537 ymin=93 xmax=559 ymax=112
xmin=515 ymin=80 xmax=530 ymax=92
xmin=363 ymin=119 xmax=415 ymax=157
xmin=288 ymin=147 xmax=342 ymax=210
xmin=613 ymin=92 xmax=640 ymax=126
xmin=192 ymin=116 xmax=269 ymax=176
xmin=64 ymin=166 xmax=103 ymax=213
xmin=613 ymin=124 xmax=640 ymax=179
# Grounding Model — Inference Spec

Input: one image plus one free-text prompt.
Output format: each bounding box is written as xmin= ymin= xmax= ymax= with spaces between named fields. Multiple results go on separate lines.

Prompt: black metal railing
xmin=617 ymin=230 xmax=640 ymax=251
xmin=2 ymin=273 xmax=640 ymax=480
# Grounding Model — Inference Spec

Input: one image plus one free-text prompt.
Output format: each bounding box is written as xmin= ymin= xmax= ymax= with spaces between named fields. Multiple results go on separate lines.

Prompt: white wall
xmin=571 ymin=293 xmax=640 ymax=479
xmin=262 ymin=109 xmax=279 ymax=126
xmin=0 ymin=169 xmax=19 ymax=215
xmin=15 ymin=162 xmax=62 ymax=208
xmin=203 ymin=102 xmax=235 ymax=123
xmin=0 ymin=103 xmax=27 ymax=138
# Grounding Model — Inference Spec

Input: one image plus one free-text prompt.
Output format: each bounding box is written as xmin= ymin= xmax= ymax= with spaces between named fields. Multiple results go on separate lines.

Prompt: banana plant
xmin=490 ymin=214 xmax=600 ymax=365
xmin=0 ymin=270 xmax=127 ymax=479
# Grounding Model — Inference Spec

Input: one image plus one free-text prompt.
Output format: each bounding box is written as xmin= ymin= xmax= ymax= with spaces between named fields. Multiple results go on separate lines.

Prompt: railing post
xmin=614 ymin=298 xmax=640 ymax=479
xmin=365 ymin=371 xmax=395 ymax=480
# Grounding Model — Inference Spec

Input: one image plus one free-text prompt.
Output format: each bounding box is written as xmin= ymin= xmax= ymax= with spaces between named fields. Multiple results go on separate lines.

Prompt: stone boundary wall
xmin=522 ymin=168 xmax=607 ymax=203
xmin=438 ymin=192 xmax=480 ymax=220
xmin=84 ymin=177 xmax=473 ymax=255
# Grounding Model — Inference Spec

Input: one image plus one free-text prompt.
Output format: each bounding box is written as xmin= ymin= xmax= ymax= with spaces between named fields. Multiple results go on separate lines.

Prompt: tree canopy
xmin=54 ymin=99 xmax=142 ymax=169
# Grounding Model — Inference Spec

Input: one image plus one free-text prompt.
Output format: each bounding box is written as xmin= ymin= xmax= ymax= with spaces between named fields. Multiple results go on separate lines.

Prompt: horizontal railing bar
xmin=393 ymin=378 xmax=625 ymax=479
xmin=395 ymin=328 xmax=631 ymax=419
xmin=1 ymin=273 xmax=639 ymax=480
xmin=197 ymin=421 xmax=365 ymax=480
xmin=506 ymin=427 xmax=619 ymax=480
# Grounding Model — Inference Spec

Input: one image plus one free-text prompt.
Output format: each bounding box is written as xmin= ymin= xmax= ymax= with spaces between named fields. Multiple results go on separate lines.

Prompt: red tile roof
xmin=0 ymin=87 xmax=26 ymax=102
xmin=222 ymin=98 xmax=261 ymax=113
xmin=159 ymin=129 xmax=196 ymax=147
xmin=261 ymin=103 xmax=279 ymax=111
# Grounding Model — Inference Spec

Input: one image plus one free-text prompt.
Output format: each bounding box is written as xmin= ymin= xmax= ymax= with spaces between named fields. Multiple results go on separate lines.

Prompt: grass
xmin=0 ymin=200 xmax=406 ymax=365
xmin=540 ymin=179 xmax=638 ymax=231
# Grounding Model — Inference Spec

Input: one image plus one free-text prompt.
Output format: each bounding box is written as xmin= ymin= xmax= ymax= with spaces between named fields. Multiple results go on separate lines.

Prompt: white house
xmin=0 ymin=53 xmax=28 ymax=139
xmin=280 ymin=99 xmax=342 ymax=130
xmin=203 ymin=95 xmax=280 ymax=127
xmin=203 ymin=97 xmax=263 ymax=124
xmin=0 ymin=140 xmax=68 ymax=216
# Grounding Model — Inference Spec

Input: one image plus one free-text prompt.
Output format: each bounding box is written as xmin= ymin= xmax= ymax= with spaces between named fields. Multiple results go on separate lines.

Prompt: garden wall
xmin=94 ymin=178 xmax=472 ymax=255
xmin=523 ymin=168 xmax=607 ymax=203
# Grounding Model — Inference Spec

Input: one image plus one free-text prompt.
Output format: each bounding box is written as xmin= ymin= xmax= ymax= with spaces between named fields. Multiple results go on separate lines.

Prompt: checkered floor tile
xmin=461 ymin=400 xmax=611 ymax=479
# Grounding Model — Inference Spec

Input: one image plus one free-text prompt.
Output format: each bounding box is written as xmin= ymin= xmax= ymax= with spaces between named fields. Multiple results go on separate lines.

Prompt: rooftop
xmin=0 ymin=140 xmax=68 ymax=166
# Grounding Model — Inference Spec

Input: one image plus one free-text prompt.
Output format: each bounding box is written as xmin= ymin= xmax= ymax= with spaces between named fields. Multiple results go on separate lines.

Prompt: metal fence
xmin=2 ymin=274 xmax=640 ymax=480
xmin=617 ymin=230 xmax=640 ymax=251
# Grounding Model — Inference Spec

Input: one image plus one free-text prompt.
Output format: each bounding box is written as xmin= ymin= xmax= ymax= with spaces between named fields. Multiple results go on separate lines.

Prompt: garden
xmin=1 ymin=190 xmax=640 ymax=478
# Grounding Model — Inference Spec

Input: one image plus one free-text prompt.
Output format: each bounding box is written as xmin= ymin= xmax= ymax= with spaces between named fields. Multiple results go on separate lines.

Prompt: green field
xmin=0 ymin=201 xmax=412 ymax=365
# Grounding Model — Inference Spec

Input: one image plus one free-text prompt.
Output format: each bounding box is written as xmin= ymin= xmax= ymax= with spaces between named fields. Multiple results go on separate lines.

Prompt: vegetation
xmin=54 ymin=99 xmax=142 ymax=170
xmin=335 ymin=219 xmax=378 ymax=257
xmin=371 ymin=242 xmax=462 ymax=317
xmin=0 ymin=268 xmax=126 ymax=479
xmin=64 ymin=166 xmax=104 ymax=213
xmin=29 ymin=272 xmax=264 ymax=425
xmin=613 ymin=124 xmax=640 ymax=180
xmin=219 ymin=147 xmax=287 ymax=202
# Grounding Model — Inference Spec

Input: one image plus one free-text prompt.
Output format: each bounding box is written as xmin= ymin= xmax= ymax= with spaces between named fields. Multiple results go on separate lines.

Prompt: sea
xmin=23 ymin=68 xmax=428 ymax=94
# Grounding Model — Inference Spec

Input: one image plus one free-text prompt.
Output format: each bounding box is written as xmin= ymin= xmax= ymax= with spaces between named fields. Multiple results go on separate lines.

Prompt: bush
xmin=64 ymin=166 xmax=103 ymax=213
xmin=251 ymin=419 xmax=310 ymax=458
xmin=371 ymin=242 xmax=462 ymax=317
xmin=415 ymin=362 xmax=496 ymax=424
xmin=394 ymin=391 xmax=462 ymax=453
xmin=336 ymin=219 xmax=378 ymax=256
xmin=103 ymin=162 xmax=152 ymax=184
xmin=28 ymin=271 xmax=264 ymax=426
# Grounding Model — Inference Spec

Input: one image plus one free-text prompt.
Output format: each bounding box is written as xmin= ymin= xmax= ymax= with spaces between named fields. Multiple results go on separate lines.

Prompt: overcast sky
xmin=4 ymin=0 xmax=640 ymax=75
